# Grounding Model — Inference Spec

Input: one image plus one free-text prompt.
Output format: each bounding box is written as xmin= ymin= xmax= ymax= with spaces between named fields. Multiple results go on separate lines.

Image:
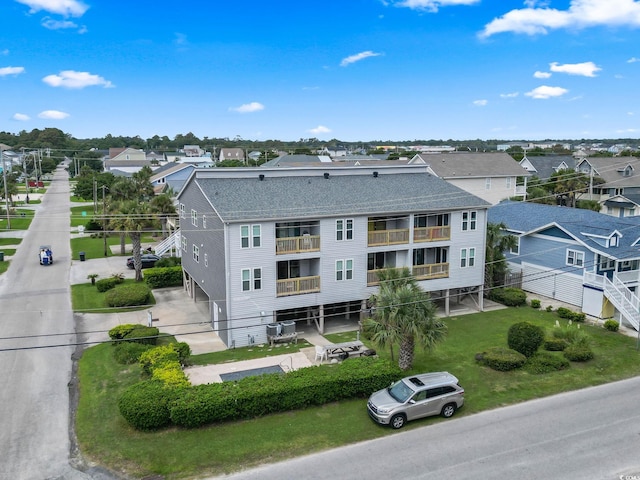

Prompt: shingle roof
xmin=578 ymin=156 xmax=640 ymax=187
xmin=488 ymin=201 xmax=640 ymax=259
xmin=519 ymin=155 xmax=577 ymax=180
xmin=192 ymin=168 xmax=490 ymax=222
xmin=411 ymin=152 xmax=530 ymax=178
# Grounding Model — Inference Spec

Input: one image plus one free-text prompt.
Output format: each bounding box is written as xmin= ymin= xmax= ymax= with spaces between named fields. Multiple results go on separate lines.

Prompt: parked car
xmin=367 ymin=372 xmax=464 ymax=429
xmin=126 ymin=254 xmax=161 ymax=269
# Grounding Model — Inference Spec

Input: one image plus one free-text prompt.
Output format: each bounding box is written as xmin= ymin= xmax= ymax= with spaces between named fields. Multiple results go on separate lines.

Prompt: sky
xmin=1 ymin=0 xmax=640 ymax=142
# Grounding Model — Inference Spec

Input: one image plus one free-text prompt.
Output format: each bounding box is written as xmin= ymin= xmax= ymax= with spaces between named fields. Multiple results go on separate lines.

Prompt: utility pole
xmin=93 ymin=177 xmax=97 ymax=213
xmin=1 ymin=146 xmax=11 ymax=229
xmin=101 ymin=185 xmax=108 ymax=256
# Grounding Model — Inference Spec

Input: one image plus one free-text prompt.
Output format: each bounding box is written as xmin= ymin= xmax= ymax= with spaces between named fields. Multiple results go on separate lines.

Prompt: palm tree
xmin=364 ymin=267 xmax=446 ymax=371
xmin=485 ymin=222 xmax=517 ymax=291
xmin=149 ymin=194 xmax=177 ymax=239
xmin=109 ymin=200 xmax=159 ymax=281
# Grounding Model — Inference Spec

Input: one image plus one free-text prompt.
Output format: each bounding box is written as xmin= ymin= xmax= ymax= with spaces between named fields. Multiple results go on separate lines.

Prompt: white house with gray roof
xmin=176 ymin=165 xmax=490 ymax=348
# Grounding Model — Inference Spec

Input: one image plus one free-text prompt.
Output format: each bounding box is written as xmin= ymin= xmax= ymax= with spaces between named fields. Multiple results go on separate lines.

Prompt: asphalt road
xmin=214 ymin=375 xmax=640 ymax=480
xmin=0 ymin=166 xmax=94 ymax=480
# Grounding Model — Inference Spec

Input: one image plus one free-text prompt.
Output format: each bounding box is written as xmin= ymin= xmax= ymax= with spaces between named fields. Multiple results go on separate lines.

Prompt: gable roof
xmin=488 ymin=201 xmax=640 ymax=260
xmin=576 ymin=156 xmax=640 ymax=187
xmin=519 ymin=155 xmax=577 ymax=180
xmin=181 ymin=166 xmax=490 ymax=223
xmin=410 ymin=152 xmax=530 ymax=178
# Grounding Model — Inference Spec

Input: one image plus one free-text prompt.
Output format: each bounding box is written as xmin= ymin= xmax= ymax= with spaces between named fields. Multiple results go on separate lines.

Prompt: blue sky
xmin=1 ymin=0 xmax=640 ymax=142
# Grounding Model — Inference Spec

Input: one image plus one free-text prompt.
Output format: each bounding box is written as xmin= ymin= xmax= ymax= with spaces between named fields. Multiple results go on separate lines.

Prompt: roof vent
xmin=323 ymin=172 xmax=330 ymax=179
xmin=373 ymin=171 xmax=378 ymax=178
xmin=259 ymin=174 xmax=265 ymax=181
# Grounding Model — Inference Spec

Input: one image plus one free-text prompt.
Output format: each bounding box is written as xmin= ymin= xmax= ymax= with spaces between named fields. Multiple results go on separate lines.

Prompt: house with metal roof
xmin=176 ymin=165 xmax=490 ymax=348
xmin=488 ymin=201 xmax=640 ymax=330
xmin=409 ymin=152 xmax=530 ymax=205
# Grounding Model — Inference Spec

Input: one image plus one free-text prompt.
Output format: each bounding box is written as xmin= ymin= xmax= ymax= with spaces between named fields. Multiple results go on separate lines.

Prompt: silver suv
xmin=367 ymin=372 xmax=464 ymax=429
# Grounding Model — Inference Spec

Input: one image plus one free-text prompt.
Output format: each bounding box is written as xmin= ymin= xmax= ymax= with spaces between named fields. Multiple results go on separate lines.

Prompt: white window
xmin=204 ymin=253 xmax=208 ymax=267
xmin=506 ymin=177 xmax=512 ymax=189
xmin=179 ymin=203 xmax=185 ymax=218
xmin=181 ymin=235 xmax=187 ymax=252
xmin=191 ymin=209 xmax=198 ymax=227
xmin=485 ymin=178 xmax=491 ymax=190
xmin=241 ymin=225 xmax=261 ymax=248
xmin=510 ymin=237 xmax=520 ymax=255
xmin=462 ymin=211 xmax=477 ymax=231
xmin=609 ymin=236 xmax=618 ymax=247
xmin=241 ymin=268 xmax=262 ymax=291
xmin=336 ymin=219 xmax=353 ymax=241
xmin=566 ymin=249 xmax=584 ymax=267
xmin=203 ymin=215 xmax=207 ymax=229
xmin=336 ymin=259 xmax=354 ymax=281
xmin=460 ymin=248 xmax=475 ymax=268
xmin=193 ymin=244 xmax=199 ymax=263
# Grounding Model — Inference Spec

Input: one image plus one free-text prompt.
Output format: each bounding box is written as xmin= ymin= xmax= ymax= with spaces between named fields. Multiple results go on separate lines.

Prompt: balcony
xmin=413 ymin=226 xmax=450 ymax=243
xmin=368 ymin=229 xmax=410 ymax=247
xmin=367 ymin=267 xmax=405 ymax=286
xmin=276 ymin=275 xmax=321 ymax=297
xmin=413 ymin=262 xmax=449 ymax=280
xmin=276 ymin=235 xmax=320 ymax=254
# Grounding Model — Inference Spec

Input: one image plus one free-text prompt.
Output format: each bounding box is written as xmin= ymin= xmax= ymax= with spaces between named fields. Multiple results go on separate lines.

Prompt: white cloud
xmin=473 ymin=99 xmax=488 ymax=106
xmin=0 ymin=66 xmax=25 ymax=76
xmin=42 ymin=70 xmax=113 ymax=89
xmin=308 ymin=125 xmax=331 ymax=134
xmin=550 ymin=61 xmax=601 ymax=77
xmin=525 ymin=85 xmax=569 ymax=99
xmin=16 ymin=0 xmax=89 ymax=17
xmin=13 ymin=113 xmax=30 ymax=121
xmin=38 ymin=110 xmax=69 ymax=120
xmin=500 ymin=92 xmax=519 ymax=98
xmin=1 ymin=49 xmax=9 ymax=55
xmin=392 ymin=0 xmax=479 ymax=12
xmin=627 ymin=57 xmax=640 ymax=63
xmin=480 ymin=0 xmax=640 ymax=38
xmin=41 ymin=17 xmax=77 ymax=29
xmin=174 ymin=33 xmax=188 ymax=46
xmin=340 ymin=51 xmax=382 ymax=67
xmin=534 ymin=70 xmax=551 ymax=78
xmin=229 ymin=102 xmax=265 ymax=113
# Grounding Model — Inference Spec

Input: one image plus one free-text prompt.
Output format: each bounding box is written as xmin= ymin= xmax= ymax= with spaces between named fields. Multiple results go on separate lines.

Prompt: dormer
xmin=618 ymin=164 xmax=634 ymax=177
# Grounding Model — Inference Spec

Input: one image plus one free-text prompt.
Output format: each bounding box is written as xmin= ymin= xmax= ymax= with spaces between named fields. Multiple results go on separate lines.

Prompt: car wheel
xmin=390 ymin=414 xmax=406 ymax=429
xmin=441 ymin=403 xmax=456 ymax=418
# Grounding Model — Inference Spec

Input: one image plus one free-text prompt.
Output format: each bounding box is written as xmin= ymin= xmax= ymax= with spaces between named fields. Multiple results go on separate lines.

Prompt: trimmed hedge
xmin=543 ymin=337 xmax=568 ymax=351
xmin=564 ymin=339 xmax=594 ymax=362
xmin=144 ymin=266 xmax=183 ymax=289
xmin=507 ymin=322 xmax=544 ymax=357
xmin=169 ymin=357 xmax=401 ymax=429
xmin=557 ymin=307 xmax=586 ymax=323
xmin=489 ymin=287 xmax=527 ymax=307
xmin=105 ymin=283 xmax=151 ymax=307
xmin=96 ymin=277 xmax=122 ymax=292
xmin=477 ymin=347 xmax=526 ymax=372
xmin=604 ymin=319 xmax=619 ymax=332
xmin=122 ymin=326 xmax=159 ymax=346
xmin=108 ymin=323 xmax=139 ymax=340
xmin=113 ymin=342 xmax=153 ymax=364
xmin=525 ymin=352 xmax=570 ymax=374
xmin=118 ymin=380 xmax=184 ymax=431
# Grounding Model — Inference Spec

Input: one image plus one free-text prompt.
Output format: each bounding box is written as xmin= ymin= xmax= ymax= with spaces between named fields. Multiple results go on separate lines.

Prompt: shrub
xmin=95 ymin=277 xmax=120 ymax=292
xmin=173 ymin=342 xmax=192 ymax=365
xmin=152 ymin=363 xmax=190 ymax=388
xmin=144 ymin=266 xmax=183 ymax=289
xmin=551 ymin=320 xmax=588 ymax=344
xmin=543 ymin=337 xmax=568 ymax=351
xmin=546 ymin=305 xmax=553 ymax=312
xmin=84 ymin=219 xmax=103 ymax=231
xmin=118 ymin=380 xmax=182 ymax=430
xmin=105 ymin=283 xmax=151 ymax=307
xmin=122 ymin=326 xmax=159 ymax=346
xmin=113 ymin=342 xmax=153 ymax=364
xmin=604 ymin=319 xmax=619 ymax=332
xmin=557 ymin=307 xmax=584 ymax=321
xmin=563 ymin=338 xmax=594 ymax=362
xmin=489 ymin=287 xmax=527 ymax=307
xmin=530 ymin=299 xmax=541 ymax=309
xmin=108 ymin=323 xmax=140 ymax=341
xmin=524 ymin=352 xmax=570 ymax=374
xmin=479 ymin=347 xmax=526 ymax=371
xmin=507 ymin=322 xmax=544 ymax=357
xmin=155 ymin=257 xmax=182 ymax=268
xmin=139 ymin=344 xmax=180 ymax=375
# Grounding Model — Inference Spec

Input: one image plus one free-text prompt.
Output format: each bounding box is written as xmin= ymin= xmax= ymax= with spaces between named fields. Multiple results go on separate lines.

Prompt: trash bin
xmin=79 ymin=251 xmax=86 ymax=262
xmin=0 ymin=251 xmax=4 ymax=261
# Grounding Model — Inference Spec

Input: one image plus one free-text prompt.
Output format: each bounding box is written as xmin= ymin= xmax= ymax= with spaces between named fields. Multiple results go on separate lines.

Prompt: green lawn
xmin=0 ymin=237 xmax=22 ymax=246
xmin=70 ymin=234 xmax=156 ymax=259
xmin=0 ymin=260 xmax=8 ymax=274
xmin=76 ymin=307 xmax=640 ymax=479
xmin=0 ymin=209 xmax=34 ymax=230
xmin=71 ymin=204 xmax=99 ymax=227
xmin=71 ymin=279 xmax=156 ymax=313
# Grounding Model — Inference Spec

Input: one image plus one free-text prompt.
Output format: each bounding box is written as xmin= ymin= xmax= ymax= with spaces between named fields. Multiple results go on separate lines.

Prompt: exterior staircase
xmin=585 ymin=272 xmax=640 ymax=331
xmin=155 ymin=230 xmax=181 ymax=258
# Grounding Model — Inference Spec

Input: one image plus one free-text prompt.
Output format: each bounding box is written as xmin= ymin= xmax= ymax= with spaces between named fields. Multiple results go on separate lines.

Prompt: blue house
xmin=488 ymin=201 xmax=640 ymax=330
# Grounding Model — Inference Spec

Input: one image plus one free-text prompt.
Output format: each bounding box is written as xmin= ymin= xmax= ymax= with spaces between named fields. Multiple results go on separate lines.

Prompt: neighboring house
xmin=575 ymin=156 xmax=640 ymax=203
xmin=150 ymin=163 xmax=196 ymax=194
xmin=104 ymin=147 xmax=151 ymax=173
xmin=601 ymin=194 xmax=640 ymax=218
xmin=260 ymin=154 xmax=331 ymax=167
xmin=488 ymin=201 xmax=640 ymax=330
xmin=219 ymin=148 xmax=245 ymax=163
xmin=176 ymin=165 xmax=490 ymax=348
xmin=409 ymin=152 xmax=530 ymax=205
xmin=518 ymin=155 xmax=577 ymax=181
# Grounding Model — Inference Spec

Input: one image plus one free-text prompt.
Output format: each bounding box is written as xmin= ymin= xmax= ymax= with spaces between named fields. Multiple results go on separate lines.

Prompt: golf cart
xmin=39 ymin=245 xmax=53 ymax=265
